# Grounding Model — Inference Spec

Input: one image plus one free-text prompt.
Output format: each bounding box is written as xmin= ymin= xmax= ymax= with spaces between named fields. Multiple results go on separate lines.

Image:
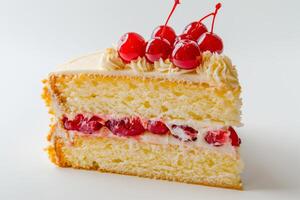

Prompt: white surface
xmin=0 ymin=0 xmax=300 ymax=199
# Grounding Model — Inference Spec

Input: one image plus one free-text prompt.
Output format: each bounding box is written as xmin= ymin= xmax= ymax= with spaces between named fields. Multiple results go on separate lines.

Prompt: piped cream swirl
xmin=126 ymin=57 xmax=154 ymax=72
xmin=98 ymin=47 xmax=239 ymax=87
xmin=197 ymin=52 xmax=239 ymax=87
xmin=99 ymin=48 xmax=126 ymax=70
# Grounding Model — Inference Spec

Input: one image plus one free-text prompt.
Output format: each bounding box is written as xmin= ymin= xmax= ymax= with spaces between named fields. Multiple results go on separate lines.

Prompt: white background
xmin=0 ymin=0 xmax=300 ymax=199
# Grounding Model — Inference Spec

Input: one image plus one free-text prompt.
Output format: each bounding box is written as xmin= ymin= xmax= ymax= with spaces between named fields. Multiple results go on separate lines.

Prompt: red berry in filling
xmin=228 ymin=126 xmax=241 ymax=147
xmin=63 ymin=114 xmax=84 ymax=131
xmin=152 ymin=25 xmax=177 ymax=45
xmin=62 ymin=114 xmax=103 ymax=134
xmin=105 ymin=117 xmax=145 ymax=137
xmin=171 ymin=125 xmax=198 ymax=142
xmin=204 ymin=129 xmax=228 ymax=146
xmin=80 ymin=120 xmax=103 ymax=134
xmin=182 ymin=22 xmax=208 ymax=41
xmin=198 ymin=32 xmax=223 ymax=54
xmin=88 ymin=115 xmax=102 ymax=123
xmin=147 ymin=120 xmax=169 ymax=135
xmin=171 ymin=39 xmax=201 ymax=69
xmin=79 ymin=115 xmax=103 ymax=134
xmin=63 ymin=120 xmax=77 ymax=131
xmin=145 ymin=38 xmax=172 ymax=63
xmin=117 ymin=32 xmax=146 ymax=63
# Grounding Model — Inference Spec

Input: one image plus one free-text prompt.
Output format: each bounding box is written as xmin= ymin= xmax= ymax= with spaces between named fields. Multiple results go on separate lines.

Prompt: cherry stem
xmin=164 ymin=0 xmax=180 ymax=26
xmin=162 ymin=0 xmax=180 ymax=34
xmin=211 ymin=3 xmax=222 ymax=33
xmin=198 ymin=12 xmax=214 ymax=23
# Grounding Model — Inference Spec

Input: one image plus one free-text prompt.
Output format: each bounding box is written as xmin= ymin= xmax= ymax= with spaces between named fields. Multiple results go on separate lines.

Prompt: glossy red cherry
xmin=198 ymin=33 xmax=223 ymax=54
xmin=152 ymin=25 xmax=177 ymax=45
xmin=151 ymin=0 xmax=180 ymax=45
xmin=117 ymin=32 xmax=146 ymax=63
xmin=198 ymin=3 xmax=224 ymax=53
xmin=228 ymin=126 xmax=241 ymax=147
xmin=147 ymin=120 xmax=169 ymax=135
xmin=171 ymin=39 xmax=201 ymax=69
xmin=182 ymin=22 xmax=208 ymax=41
xmin=204 ymin=129 xmax=227 ymax=146
xmin=145 ymin=38 xmax=172 ymax=63
xmin=174 ymin=33 xmax=195 ymax=46
xmin=171 ymin=125 xmax=198 ymax=142
xmin=105 ymin=117 xmax=145 ymax=137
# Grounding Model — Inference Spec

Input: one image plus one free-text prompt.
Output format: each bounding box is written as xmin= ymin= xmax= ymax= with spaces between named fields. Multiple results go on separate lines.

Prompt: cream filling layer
xmin=53 ymin=124 xmax=239 ymax=157
xmin=53 ymin=111 xmax=239 ymax=157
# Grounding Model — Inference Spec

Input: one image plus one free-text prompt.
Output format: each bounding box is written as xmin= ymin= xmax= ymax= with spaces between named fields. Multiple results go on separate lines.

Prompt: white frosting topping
xmin=198 ymin=52 xmax=239 ymax=88
xmin=126 ymin=57 xmax=154 ymax=72
xmin=99 ymin=48 xmax=125 ymax=70
xmin=53 ymin=48 xmax=240 ymax=88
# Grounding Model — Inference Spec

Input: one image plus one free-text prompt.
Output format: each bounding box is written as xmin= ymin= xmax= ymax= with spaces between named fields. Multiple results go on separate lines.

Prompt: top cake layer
xmin=54 ymin=48 xmax=240 ymax=89
xmin=47 ymin=49 xmax=242 ymax=127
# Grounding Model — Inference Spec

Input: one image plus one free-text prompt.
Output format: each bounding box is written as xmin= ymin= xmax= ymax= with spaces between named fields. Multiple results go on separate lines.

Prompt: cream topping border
xmin=53 ymin=48 xmax=240 ymax=88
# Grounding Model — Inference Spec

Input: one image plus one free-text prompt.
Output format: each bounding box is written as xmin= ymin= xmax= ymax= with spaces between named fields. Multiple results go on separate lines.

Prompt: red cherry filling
xmin=105 ymin=117 xmax=145 ymax=137
xmin=151 ymin=25 xmax=177 ymax=46
xmin=204 ymin=129 xmax=228 ymax=146
xmin=204 ymin=127 xmax=241 ymax=147
xmin=182 ymin=22 xmax=208 ymax=41
xmin=80 ymin=121 xmax=103 ymax=134
xmin=228 ymin=126 xmax=241 ymax=147
xmin=171 ymin=39 xmax=201 ymax=69
xmin=117 ymin=32 xmax=146 ymax=63
xmin=171 ymin=125 xmax=198 ymax=142
xmin=63 ymin=114 xmax=103 ymax=134
xmin=63 ymin=114 xmax=84 ymax=131
xmin=147 ymin=120 xmax=169 ymax=135
xmin=198 ymin=33 xmax=223 ymax=54
xmin=145 ymin=38 xmax=172 ymax=63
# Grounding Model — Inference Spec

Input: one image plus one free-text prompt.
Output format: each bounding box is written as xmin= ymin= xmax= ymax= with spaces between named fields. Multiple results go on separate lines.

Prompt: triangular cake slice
xmin=42 ymin=2 xmax=243 ymax=190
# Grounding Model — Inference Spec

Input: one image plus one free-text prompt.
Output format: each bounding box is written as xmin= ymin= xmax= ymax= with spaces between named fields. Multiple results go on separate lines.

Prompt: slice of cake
xmin=42 ymin=2 xmax=243 ymax=189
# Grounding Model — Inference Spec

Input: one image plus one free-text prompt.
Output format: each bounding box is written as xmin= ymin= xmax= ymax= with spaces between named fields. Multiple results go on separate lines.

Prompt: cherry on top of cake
xmin=117 ymin=1 xmax=224 ymax=70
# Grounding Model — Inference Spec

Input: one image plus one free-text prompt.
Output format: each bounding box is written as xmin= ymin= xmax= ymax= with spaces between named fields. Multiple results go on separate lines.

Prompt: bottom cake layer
xmin=48 ymin=129 xmax=243 ymax=189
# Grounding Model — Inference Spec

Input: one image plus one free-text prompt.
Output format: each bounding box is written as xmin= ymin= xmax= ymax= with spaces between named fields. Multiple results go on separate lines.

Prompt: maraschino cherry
xmin=198 ymin=3 xmax=224 ymax=54
xmin=117 ymin=32 xmax=146 ymax=63
xmin=182 ymin=22 xmax=206 ymax=41
xmin=152 ymin=26 xmax=177 ymax=46
xmin=171 ymin=39 xmax=201 ymax=69
xmin=182 ymin=6 xmax=220 ymax=41
xmin=174 ymin=33 xmax=194 ymax=45
xmin=145 ymin=38 xmax=171 ymax=63
xmin=151 ymin=0 xmax=180 ymax=45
